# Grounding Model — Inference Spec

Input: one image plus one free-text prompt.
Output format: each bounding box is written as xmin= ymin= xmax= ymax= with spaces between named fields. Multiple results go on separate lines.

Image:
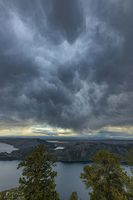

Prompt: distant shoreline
xmin=0 ymin=138 xmax=132 ymax=163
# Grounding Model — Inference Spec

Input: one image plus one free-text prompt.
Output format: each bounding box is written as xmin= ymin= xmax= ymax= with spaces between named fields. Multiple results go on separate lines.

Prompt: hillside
xmin=0 ymin=138 xmax=132 ymax=163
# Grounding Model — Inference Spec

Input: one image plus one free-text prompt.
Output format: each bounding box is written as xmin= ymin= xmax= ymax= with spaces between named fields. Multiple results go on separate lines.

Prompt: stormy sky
xmin=0 ymin=0 xmax=133 ymax=137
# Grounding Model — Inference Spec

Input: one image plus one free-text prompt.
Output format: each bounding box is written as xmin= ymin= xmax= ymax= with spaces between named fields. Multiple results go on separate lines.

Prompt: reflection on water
xmin=55 ymin=163 xmax=89 ymax=200
xmin=0 ymin=161 xmax=21 ymax=191
xmin=0 ymin=143 xmax=18 ymax=153
xmin=0 ymin=161 xmax=131 ymax=200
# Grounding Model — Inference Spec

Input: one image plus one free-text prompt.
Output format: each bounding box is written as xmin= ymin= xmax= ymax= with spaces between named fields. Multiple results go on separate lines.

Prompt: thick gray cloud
xmin=0 ymin=0 xmax=133 ymax=131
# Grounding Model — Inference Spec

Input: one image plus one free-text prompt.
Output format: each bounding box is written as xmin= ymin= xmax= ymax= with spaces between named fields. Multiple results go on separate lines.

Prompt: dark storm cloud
xmin=47 ymin=0 xmax=85 ymax=43
xmin=0 ymin=0 xmax=133 ymax=131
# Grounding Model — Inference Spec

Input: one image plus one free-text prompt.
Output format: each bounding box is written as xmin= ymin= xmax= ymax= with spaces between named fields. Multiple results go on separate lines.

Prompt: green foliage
xmin=127 ymin=149 xmax=133 ymax=198
xmin=81 ymin=150 xmax=132 ymax=200
xmin=0 ymin=188 xmax=24 ymax=200
xmin=70 ymin=192 xmax=78 ymax=200
xmin=127 ymin=149 xmax=133 ymax=166
xmin=18 ymin=144 xmax=60 ymax=200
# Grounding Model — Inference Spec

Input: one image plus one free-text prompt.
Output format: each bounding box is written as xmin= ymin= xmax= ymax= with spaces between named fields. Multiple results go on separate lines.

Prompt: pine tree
xmin=18 ymin=144 xmax=60 ymax=200
xmin=70 ymin=192 xmax=78 ymax=200
xmin=81 ymin=150 xmax=131 ymax=200
xmin=127 ymin=149 xmax=133 ymax=166
xmin=127 ymin=149 xmax=133 ymax=199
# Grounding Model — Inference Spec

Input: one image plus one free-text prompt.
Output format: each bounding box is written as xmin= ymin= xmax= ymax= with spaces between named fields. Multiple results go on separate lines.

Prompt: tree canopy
xmin=81 ymin=150 xmax=132 ymax=200
xmin=70 ymin=192 xmax=78 ymax=200
xmin=18 ymin=144 xmax=60 ymax=200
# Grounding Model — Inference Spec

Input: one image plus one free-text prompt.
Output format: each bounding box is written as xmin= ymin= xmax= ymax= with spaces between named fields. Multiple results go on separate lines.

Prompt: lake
xmin=0 ymin=143 xmax=18 ymax=153
xmin=0 ymin=161 xmax=88 ymax=199
xmin=0 ymin=161 xmax=131 ymax=200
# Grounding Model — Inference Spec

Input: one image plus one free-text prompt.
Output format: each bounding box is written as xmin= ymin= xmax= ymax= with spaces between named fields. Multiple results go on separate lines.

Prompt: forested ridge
xmin=0 ymin=138 xmax=132 ymax=163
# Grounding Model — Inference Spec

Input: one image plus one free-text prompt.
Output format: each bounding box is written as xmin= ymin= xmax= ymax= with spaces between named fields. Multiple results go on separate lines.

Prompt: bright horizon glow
xmin=0 ymin=124 xmax=133 ymax=138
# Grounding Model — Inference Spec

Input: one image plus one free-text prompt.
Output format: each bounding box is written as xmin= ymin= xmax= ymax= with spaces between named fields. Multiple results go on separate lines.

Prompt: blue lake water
xmin=0 ymin=161 xmax=131 ymax=200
